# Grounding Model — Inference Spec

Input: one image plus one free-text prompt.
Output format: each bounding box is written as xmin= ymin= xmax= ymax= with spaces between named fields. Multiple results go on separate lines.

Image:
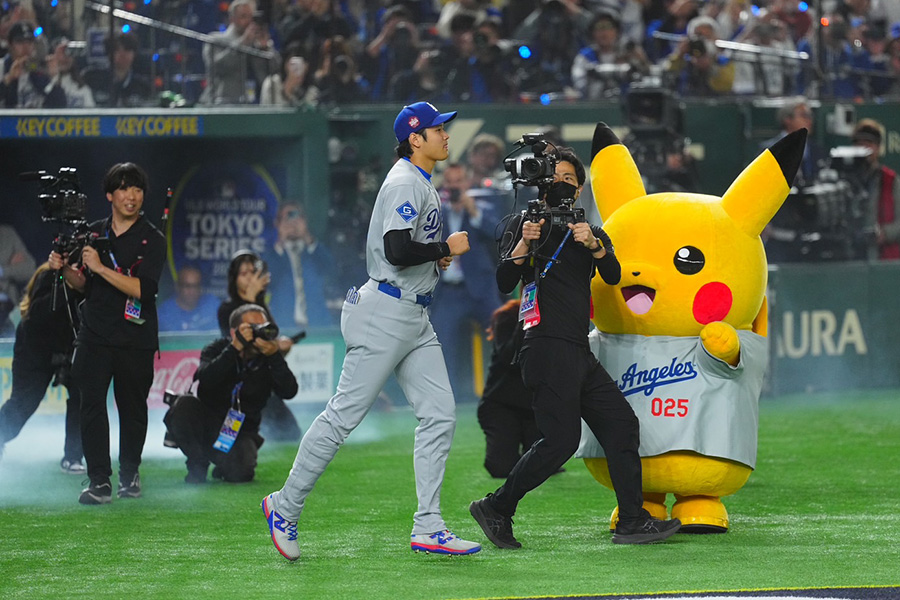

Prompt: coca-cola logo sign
xmin=149 ymin=351 xmax=201 ymax=410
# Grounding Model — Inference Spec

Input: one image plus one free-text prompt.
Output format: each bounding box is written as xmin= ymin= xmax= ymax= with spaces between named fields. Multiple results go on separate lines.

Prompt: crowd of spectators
xmin=2 ymin=0 xmax=900 ymax=108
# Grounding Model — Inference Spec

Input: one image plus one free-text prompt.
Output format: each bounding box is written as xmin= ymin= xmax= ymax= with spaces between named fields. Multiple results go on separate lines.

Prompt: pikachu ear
xmin=590 ymin=122 xmax=646 ymax=222
xmin=721 ymin=128 xmax=808 ymax=237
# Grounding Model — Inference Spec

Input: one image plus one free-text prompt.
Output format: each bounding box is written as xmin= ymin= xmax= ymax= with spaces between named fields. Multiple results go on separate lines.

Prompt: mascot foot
xmin=671 ymin=495 xmax=728 ymax=533
xmin=608 ymin=493 xmax=668 ymax=532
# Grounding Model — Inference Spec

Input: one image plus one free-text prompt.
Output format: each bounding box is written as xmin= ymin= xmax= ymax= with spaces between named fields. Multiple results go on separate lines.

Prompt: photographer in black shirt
xmin=477 ymin=299 xmax=539 ymax=479
xmin=0 ymin=263 xmax=83 ymax=472
xmin=469 ymin=146 xmax=681 ymax=548
xmin=164 ymin=304 xmax=298 ymax=483
xmin=49 ymin=163 xmax=166 ymax=505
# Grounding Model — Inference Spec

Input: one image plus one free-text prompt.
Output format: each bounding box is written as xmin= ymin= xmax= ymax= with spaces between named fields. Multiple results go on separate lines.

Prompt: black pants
xmin=72 ymin=343 xmax=154 ymax=485
xmin=477 ymin=399 xmax=540 ymax=479
xmin=0 ymin=327 xmax=82 ymax=462
xmin=489 ymin=338 xmax=648 ymax=526
xmin=163 ymin=395 xmax=261 ymax=483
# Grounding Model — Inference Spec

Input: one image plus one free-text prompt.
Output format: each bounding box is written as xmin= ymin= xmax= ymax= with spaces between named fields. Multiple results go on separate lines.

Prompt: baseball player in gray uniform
xmin=262 ymin=102 xmax=481 ymax=560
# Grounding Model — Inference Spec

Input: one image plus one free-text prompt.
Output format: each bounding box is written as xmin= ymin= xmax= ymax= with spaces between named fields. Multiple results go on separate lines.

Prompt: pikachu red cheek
xmin=692 ymin=282 xmax=733 ymax=324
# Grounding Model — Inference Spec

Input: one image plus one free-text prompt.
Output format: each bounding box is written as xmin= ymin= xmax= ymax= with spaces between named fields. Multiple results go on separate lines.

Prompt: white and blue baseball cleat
xmin=410 ymin=530 xmax=481 ymax=555
xmin=262 ymin=494 xmax=300 ymax=561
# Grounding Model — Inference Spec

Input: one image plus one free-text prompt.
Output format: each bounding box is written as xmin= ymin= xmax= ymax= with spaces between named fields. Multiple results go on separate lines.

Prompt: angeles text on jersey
xmin=618 ymin=358 xmax=698 ymax=397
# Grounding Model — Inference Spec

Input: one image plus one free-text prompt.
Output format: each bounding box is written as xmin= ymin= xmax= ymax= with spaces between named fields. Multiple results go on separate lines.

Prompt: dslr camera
xmin=250 ymin=321 xmax=279 ymax=341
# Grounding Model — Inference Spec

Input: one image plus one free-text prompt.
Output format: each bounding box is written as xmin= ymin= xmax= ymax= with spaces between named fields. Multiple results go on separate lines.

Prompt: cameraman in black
xmin=164 ymin=304 xmax=298 ymax=484
xmin=469 ymin=144 xmax=681 ymax=548
xmin=0 ymin=262 xmax=83 ymax=472
xmin=49 ymin=162 xmax=166 ymax=505
xmin=850 ymin=118 xmax=900 ymax=261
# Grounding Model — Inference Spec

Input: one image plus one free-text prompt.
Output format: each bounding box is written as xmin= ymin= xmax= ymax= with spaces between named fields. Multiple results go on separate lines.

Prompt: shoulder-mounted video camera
xmin=20 ymin=167 xmax=110 ymax=261
xmin=504 ymin=133 xmax=586 ymax=230
xmin=769 ymin=145 xmax=874 ymax=262
xmin=504 ymin=133 xmax=558 ymax=187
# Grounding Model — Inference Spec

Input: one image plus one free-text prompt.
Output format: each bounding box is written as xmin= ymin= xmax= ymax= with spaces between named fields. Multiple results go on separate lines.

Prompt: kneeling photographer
xmin=164 ymin=304 xmax=298 ymax=484
xmin=469 ymin=136 xmax=681 ymax=548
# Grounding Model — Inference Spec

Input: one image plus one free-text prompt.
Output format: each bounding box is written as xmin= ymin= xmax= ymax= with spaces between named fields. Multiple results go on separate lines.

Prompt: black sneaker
xmin=612 ymin=517 xmax=681 ymax=544
xmin=117 ymin=473 xmax=141 ymax=499
xmin=78 ymin=481 xmax=112 ymax=505
xmin=185 ymin=464 xmax=208 ymax=484
xmin=469 ymin=494 xmax=521 ymax=549
xmin=163 ymin=431 xmax=179 ymax=449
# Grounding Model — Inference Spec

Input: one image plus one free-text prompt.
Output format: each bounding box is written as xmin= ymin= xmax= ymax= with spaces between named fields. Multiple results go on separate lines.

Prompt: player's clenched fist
xmin=447 ymin=231 xmax=470 ymax=256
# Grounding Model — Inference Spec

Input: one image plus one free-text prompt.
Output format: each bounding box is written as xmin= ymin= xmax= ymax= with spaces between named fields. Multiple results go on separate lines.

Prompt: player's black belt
xmin=377 ymin=281 xmax=433 ymax=307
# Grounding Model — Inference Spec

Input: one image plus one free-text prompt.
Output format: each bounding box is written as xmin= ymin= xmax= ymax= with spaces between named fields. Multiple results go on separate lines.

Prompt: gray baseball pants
xmin=271 ymin=279 xmax=456 ymax=535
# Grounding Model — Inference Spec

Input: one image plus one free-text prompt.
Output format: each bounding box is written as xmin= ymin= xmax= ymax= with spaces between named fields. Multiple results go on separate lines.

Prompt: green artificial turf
xmin=1 ymin=389 xmax=898 ymax=600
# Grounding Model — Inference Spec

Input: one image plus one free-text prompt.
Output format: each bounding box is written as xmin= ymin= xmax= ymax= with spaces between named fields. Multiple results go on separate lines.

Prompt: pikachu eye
xmin=674 ymin=246 xmax=704 ymax=275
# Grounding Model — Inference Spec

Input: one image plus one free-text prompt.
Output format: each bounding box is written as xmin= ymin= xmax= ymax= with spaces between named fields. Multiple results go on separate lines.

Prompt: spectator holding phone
xmin=260 ymin=41 xmax=313 ymax=106
xmin=200 ymin=0 xmax=276 ymax=105
xmin=0 ymin=21 xmax=66 ymax=108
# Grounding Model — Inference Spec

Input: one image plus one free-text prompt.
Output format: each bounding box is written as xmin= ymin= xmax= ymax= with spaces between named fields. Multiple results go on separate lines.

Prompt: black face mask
xmin=544 ymin=181 xmax=578 ymax=208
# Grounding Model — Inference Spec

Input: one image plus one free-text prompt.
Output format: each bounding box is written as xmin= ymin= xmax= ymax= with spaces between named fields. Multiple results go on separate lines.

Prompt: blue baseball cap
xmin=393 ymin=102 xmax=458 ymax=143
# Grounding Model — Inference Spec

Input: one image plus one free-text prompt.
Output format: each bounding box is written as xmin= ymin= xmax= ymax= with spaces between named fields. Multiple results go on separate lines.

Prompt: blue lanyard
xmin=108 ymin=249 xmax=122 ymax=272
xmin=105 ymin=223 xmax=142 ymax=275
xmin=231 ymin=381 xmax=243 ymax=411
xmin=105 ymin=223 xmax=124 ymax=274
xmin=539 ymin=229 xmax=572 ymax=279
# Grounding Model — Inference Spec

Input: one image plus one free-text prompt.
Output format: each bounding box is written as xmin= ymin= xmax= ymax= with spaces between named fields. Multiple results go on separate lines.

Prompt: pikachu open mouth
xmin=622 ymin=285 xmax=656 ymax=315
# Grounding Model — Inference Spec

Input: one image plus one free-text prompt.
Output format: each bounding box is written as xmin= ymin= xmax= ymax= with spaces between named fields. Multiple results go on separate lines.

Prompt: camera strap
xmin=539 ymin=228 xmax=571 ymax=280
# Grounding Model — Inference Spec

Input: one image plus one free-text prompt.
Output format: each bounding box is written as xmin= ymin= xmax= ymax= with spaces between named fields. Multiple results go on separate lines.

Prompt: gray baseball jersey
xmin=366 ymin=158 xmax=442 ymax=295
xmin=576 ymin=330 xmax=766 ymax=468
xmin=271 ymin=155 xmax=459 ymax=538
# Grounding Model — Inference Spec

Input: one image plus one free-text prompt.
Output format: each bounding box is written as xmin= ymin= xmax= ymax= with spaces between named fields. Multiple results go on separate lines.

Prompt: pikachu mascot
xmin=577 ymin=123 xmax=807 ymax=532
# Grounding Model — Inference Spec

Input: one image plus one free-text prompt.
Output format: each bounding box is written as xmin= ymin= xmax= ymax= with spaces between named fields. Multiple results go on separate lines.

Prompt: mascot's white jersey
xmin=576 ymin=330 xmax=767 ymax=468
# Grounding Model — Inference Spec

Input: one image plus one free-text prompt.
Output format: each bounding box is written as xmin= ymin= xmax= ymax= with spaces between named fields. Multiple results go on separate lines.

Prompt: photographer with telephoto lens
xmin=164 ymin=304 xmax=298 ymax=484
xmin=469 ymin=137 xmax=681 ymax=548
